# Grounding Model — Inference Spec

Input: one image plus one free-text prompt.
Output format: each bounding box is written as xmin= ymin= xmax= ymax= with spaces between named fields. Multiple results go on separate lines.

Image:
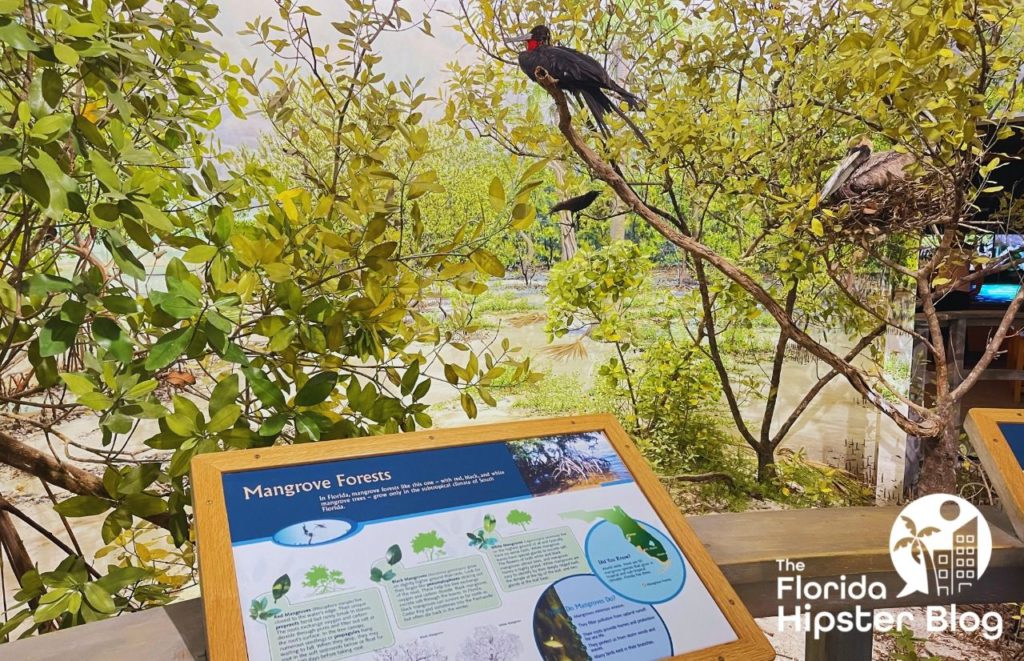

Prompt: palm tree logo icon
xmin=892 ymin=515 xmax=940 ymax=595
xmin=889 ymin=495 xmax=992 ymax=598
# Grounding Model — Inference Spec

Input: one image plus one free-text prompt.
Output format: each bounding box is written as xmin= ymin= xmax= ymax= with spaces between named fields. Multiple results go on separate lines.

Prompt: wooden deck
xmin=6 ymin=506 xmax=1024 ymax=660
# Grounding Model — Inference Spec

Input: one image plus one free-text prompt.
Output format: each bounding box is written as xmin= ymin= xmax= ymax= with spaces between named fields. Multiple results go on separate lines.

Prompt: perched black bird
xmin=550 ymin=190 xmax=600 ymax=231
xmin=550 ymin=190 xmax=600 ymax=215
xmin=512 ymin=25 xmax=648 ymax=145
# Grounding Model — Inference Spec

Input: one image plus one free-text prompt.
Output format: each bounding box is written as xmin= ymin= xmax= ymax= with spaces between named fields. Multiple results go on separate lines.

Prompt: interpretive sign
xmin=192 ymin=414 xmax=773 ymax=660
xmin=965 ymin=408 xmax=1024 ymax=539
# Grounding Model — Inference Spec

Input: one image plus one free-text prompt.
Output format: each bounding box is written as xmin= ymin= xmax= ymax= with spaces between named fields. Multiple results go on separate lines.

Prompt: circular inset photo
xmin=272 ymin=519 xmax=354 ymax=546
xmin=533 ymin=574 xmax=672 ymax=661
xmin=585 ymin=518 xmax=685 ymax=603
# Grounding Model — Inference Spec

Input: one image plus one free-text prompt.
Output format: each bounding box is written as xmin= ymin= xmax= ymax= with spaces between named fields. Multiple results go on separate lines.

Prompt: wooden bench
xmin=7 ymin=506 xmax=1024 ymax=660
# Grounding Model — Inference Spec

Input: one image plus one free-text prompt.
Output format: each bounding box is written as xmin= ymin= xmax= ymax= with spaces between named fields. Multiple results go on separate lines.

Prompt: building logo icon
xmin=890 ymin=494 xmax=992 ymax=598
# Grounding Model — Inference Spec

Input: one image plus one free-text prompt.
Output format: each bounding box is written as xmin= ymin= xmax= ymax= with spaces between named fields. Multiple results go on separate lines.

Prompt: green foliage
xmin=888 ymin=626 xmax=941 ymax=661
xmin=0 ymin=0 xmax=539 ymax=635
xmin=546 ymin=242 xmax=652 ymax=344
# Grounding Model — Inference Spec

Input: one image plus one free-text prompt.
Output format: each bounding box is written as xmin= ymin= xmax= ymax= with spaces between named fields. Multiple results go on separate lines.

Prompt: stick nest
xmin=824 ymin=174 xmax=952 ymax=243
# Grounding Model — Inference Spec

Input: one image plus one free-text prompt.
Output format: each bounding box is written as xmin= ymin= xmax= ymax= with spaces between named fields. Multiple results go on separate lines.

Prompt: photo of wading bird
xmin=509 ymin=25 xmax=648 ymax=146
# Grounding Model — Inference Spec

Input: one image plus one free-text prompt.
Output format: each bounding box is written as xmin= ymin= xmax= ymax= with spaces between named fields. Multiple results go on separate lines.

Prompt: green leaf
xmin=272 ymin=574 xmax=290 ymax=602
xmin=33 ymin=592 xmax=70 ymax=623
xmin=39 ymin=318 xmax=78 ymax=357
xmin=400 ymin=360 xmax=420 ymax=397
xmin=59 ymin=372 xmax=95 ymax=396
xmin=144 ymin=327 xmax=191 ymax=371
xmin=183 ymin=244 xmax=218 ymax=263
xmin=208 ymin=403 xmax=241 ymax=433
xmin=31 ymin=113 xmax=72 ymax=141
xmin=0 ymin=21 xmax=39 ymax=51
xmin=469 ymin=249 xmax=505 ymax=278
xmin=258 ymin=414 xmax=288 ymax=437
xmin=102 ymin=295 xmax=137 ymax=314
xmin=210 ymin=374 xmax=239 ymax=412
xmin=54 ymin=495 xmax=111 ymax=517
xmin=158 ymin=296 xmax=202 ymax=319
xmin=243 ymin=367 xmax=285 ymax=409
xmin=0 ymin=155 xmax=20 ymax=174
xmin=26 ymin=273 xmax=73 ymax=296
xmin=295 ymin=371 xmax=338 ymax=407
xmin=137 ymin=203 xmax=174 ymax=232
xmin=77 ymin=391 xmax=113 ymax=410
xmin=93 ymin=317 xmax=133 ymax=363
xmin=116 ymin=464 xmax=160 ymax=496
xmin=488 ymin=176 xmax=505 ymax=212
xmin=82 ymin=582 xmax=116 ymax=614
xmin=122 ymin=493 xmax=167 ymax=517
xmin=460 ymin=392 xmax=477 ymax=419
xmin=294 ymin=413 xmax=322 ymax=441
xmin=53 ymin=43 xmax=79 ymax=65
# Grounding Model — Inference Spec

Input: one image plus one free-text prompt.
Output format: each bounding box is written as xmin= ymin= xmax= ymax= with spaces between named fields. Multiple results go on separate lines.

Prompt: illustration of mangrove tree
xmin=374 ymin=640 xmax=448 ymax=661
xmin=303 ymin=565 xmax=346 ymax=594
xmin=411 ymin=531 xmax=447 ymax=560
xmin=507 ymin=509 xmax=533 ymax=531
xmin=458 ymin=625 xmax=523 ymax=661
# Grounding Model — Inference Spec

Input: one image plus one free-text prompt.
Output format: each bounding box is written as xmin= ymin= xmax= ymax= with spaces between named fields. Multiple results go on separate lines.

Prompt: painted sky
xmin=210 ymin=0 xmax=479 ymax=148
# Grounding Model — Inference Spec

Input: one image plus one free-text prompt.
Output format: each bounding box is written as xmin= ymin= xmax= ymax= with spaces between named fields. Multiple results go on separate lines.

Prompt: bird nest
xmin=824 ymin=175 xmax=951 ymax=243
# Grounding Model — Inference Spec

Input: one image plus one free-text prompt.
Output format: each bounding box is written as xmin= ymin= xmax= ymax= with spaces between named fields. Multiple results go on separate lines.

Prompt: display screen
xmin=997 ymin=422 xmax=1024 ymax=470
xmin=974 ymin=283 xmax=1022 ymax=306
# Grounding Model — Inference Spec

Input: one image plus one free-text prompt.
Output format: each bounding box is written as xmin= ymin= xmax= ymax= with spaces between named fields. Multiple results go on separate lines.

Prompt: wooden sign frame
xmin=964 ymin=408 xmax=1024 ymax=540
xmin=192 ymin=414 xmax=774 ymax=661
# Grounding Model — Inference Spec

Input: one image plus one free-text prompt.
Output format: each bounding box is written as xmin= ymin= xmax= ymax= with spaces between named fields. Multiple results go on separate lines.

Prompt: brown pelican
xmin=819 ymin=136 xmax=916 ymax=202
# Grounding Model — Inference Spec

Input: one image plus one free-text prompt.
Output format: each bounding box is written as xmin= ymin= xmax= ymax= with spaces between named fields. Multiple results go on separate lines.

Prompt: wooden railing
xmin=7 ymin=506 xmax=1024 ymax=661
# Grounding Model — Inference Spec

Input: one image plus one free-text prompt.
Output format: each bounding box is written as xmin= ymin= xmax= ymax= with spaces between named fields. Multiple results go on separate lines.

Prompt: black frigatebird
xmin=510 ymin=25 xmax=648 ymax=146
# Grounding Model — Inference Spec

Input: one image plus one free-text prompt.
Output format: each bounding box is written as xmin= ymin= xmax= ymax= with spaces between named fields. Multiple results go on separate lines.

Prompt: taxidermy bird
xmin=511 ymin=25 xmax=648 ymax=146
xmin=550 ymin=190 xmax=600 ymax=228
xmin=819 ymin=136 xmax=916 ymax=202
xmin=550 ymin=190 xmax=600 ymax=214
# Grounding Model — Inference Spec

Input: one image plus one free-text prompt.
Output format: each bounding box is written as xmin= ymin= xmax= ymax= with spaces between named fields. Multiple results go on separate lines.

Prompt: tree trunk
xmin=915 ymin=415 xmax=959 ymax=496
xmin=756 ymin=448 xmax=777 ymax=483
xmin=550 ymin=160 xmax=578 ymax=260
xmin=559 ymin=216 xmax=578 ymax=260
xmin=609 ymin=197 xmax=626 ymax=242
